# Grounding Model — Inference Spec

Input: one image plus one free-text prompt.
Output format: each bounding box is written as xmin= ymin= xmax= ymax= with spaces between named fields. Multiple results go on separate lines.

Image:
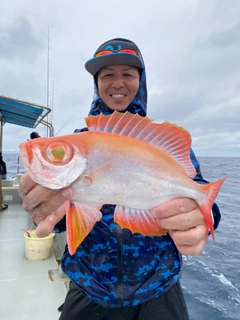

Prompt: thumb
xmin=36 ymin=213 xmax=57 ymax=237
xmin=36 ymin=201 xmax=69 ymax=237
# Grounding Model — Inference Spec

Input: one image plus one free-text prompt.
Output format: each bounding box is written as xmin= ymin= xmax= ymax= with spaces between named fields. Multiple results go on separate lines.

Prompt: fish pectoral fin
xmin=84 ymin=162 xmax=113 ymax=183
xmin=84 ymin=161 xmax=113 ymax=187
xmin=66 ymin=202 xmax=102 ymax=255
xmin=114 ymin=205 xmax=167 ymax=236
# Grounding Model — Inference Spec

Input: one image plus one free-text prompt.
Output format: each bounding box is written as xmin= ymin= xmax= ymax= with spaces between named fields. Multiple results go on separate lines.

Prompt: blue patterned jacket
xmin=57 ymin=49 xmax=221 ymax=308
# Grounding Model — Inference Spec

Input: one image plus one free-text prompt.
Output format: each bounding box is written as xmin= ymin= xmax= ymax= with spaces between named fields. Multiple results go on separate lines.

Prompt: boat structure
xmin=0 ymin=96 xmax=69 ymax=319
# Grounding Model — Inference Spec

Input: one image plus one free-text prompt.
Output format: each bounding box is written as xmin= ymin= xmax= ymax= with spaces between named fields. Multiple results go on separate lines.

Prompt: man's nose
xmin=111 ymin=77 xmax=124 ymax=88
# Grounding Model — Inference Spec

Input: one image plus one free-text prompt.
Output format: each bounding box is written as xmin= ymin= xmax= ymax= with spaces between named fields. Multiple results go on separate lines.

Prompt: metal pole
xmin=46 ymin=26 xmax=50 ymax=137
xmin=0 ymin=114 xmax=3 ymax=152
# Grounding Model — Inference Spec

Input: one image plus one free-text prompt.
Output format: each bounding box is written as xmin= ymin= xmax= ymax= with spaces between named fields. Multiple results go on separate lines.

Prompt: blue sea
xmin=2 ymin=152 xmax=240 ymax=319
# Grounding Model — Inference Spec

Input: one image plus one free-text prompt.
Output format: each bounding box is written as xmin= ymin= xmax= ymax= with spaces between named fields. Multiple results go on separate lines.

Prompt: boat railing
xmin=17 ymin=155 xmax=25 ymax=174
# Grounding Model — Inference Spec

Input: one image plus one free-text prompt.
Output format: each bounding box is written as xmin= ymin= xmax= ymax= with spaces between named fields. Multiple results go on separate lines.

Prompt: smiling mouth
xmin=110 ymin=94 xmax=126 ymax=98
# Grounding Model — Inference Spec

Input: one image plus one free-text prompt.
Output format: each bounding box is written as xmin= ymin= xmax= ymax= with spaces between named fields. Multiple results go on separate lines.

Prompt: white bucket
xmin=24 ymin=230 xmax=55 ymax=261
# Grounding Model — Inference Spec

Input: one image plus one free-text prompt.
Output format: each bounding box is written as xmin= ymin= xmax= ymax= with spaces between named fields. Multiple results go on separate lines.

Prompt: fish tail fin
xmin=66 ymin=202 xmax=102 ymax=255
xmin=198 ymin=176 xmax=227 ymax=240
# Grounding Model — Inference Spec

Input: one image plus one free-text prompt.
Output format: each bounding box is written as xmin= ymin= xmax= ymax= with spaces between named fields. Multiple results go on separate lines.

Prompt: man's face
xmin=97 ymin=65 xmax=140 ymax=111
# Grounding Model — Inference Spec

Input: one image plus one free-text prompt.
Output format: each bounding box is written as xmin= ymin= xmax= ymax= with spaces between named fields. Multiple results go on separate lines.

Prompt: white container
xmin=24 ymin=230 xmax=55 ymax=261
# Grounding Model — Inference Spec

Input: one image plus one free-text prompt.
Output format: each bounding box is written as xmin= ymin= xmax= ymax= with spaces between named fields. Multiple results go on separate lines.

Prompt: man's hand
xmin=18 ymin=174 xmax=73 ymax=237
xmin=151 ymin=198 xmax=209 ymax=256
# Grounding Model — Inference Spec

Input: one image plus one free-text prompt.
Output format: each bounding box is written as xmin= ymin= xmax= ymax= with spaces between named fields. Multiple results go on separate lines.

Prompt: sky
xmin=1 ymin=0 xmax=240 ymax=157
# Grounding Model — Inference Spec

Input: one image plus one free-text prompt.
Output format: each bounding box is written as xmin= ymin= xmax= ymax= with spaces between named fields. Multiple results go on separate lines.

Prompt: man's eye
xmin=124 ymin=73 xmax=133 ymax=77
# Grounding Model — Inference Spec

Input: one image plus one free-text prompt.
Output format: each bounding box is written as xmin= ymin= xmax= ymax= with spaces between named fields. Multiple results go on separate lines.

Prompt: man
xmin=19 ymin=38 xmax=221 ymax=320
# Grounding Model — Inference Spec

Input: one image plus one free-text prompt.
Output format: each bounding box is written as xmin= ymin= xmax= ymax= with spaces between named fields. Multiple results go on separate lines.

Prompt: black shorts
xmin=59 ymin=281 xmax=189 ymax=320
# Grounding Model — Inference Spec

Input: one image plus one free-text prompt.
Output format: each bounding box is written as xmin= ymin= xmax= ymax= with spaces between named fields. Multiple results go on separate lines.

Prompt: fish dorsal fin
xmin=85 ymin=111 xmax=153 ymax=135
xmin=85 ymin=111 xmax=196 ymax=178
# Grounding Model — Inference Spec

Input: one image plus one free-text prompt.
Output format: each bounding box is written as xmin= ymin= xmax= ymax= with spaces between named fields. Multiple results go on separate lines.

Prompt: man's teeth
xmin=111 ymin=94 xmax=125 ymax=98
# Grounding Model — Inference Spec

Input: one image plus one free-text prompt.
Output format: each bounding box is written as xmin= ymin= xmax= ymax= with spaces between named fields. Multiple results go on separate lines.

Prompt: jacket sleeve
xmin=190 ymin=148 xmax=221 ymax=230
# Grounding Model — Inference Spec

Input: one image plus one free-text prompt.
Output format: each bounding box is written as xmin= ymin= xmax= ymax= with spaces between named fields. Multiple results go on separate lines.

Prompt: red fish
xmin=19 ymin=112 xmax=227 ymax=255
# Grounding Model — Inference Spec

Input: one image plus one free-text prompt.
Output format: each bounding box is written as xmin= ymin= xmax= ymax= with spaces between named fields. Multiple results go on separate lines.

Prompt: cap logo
xmin=105 ymin=44 xmax=122 ymax=51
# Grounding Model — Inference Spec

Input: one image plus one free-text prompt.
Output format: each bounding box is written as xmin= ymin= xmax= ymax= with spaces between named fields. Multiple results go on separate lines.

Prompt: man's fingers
xmin=156 ymin=209 xmax=205 ymax=231
xmin=36 ymin=188 xmax=72 ymax=215
xmin=18 ymin=174 xmax=35 ymax=197
xmin=23 ymin=186 xmax=56 ymax=212
xmin=151 ymin=198 xmax=198 ymax=219
xmin=36 ymin=201 xmax=69 ymax=238
xmin=36 ymin=214 xmax=57 ymax=237
xmin=169 ymin=224 xmax=208 ymax=245
xmin=170 ymin=226 xmax=209 ymax=256
xmin=23 ymin=186 xmax=73 ymax=222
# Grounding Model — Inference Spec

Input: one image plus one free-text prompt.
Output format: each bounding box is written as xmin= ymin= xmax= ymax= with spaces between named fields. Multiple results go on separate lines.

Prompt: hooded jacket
xmin=58 ymin=47 xmax=221 ymax=308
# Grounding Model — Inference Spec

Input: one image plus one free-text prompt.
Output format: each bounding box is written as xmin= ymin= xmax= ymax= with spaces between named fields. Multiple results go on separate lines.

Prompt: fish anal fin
xmin=66 ymin=202 xmax=102 ymax=255
xmin=114 ymin=205 xmax=167 ymax=236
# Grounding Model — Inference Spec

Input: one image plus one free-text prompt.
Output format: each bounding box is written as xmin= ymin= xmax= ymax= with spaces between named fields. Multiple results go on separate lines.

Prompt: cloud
xmin=0 ymin=17 xmax=45 ymax=63
xmin=1 ymin=0 xmax=240 ymax=157
xmin=148 ymin=90 xmax=204 ymax=122
xmin=208 ymin=22 xmax=240 ymax=48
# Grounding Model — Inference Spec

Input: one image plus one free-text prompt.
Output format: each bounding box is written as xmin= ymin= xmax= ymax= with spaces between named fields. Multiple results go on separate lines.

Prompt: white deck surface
xmin=0 ymin=204 xmax=67 ymax=320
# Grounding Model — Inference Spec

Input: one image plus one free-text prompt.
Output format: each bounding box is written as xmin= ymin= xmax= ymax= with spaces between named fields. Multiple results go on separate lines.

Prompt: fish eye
xmin=46 ymin=142 xmax=73 ymax=164
xmin=52 ymin=146 xmax=65 ymax=159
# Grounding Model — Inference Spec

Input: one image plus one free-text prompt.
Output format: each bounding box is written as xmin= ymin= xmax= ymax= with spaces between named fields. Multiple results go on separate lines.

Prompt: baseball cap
xmin=85 ymin=38 xmax=144 ymax=76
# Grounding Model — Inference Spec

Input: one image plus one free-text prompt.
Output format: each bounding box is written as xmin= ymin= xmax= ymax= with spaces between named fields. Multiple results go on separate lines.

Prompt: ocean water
xmin=181 ymin=157 xmax=240 ymax=320
xmin=2 ymin=152 xmax=240 ymax=319
xmin=2 ymin=151 xmax=25 ymax=178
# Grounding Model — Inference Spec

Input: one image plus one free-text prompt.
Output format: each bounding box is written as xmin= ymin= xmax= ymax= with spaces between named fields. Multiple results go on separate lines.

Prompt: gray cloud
xmin=0 ymin=17 xmax=45 ymax=63
xmin=148 ymin=90 xmax=204 ymax=122
xmin=208 ymin=23 xmax=240 ymax=48
xmin=1 ymin=0 xmax=240 ymax=158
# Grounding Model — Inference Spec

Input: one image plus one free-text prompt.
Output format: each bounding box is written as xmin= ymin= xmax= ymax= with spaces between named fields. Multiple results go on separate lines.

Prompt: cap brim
xmin=85 ymin=53 xmax=143 ymax=76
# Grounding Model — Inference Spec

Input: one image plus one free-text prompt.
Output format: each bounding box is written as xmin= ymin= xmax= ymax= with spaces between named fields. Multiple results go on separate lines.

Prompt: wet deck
xmin=0 ymin=204 xmax=68 ymax=320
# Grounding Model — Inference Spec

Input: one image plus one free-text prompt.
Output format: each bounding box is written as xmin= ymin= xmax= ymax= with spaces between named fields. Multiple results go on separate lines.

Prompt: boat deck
xmin=0 ymin=203 xmax=68 ymax=320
